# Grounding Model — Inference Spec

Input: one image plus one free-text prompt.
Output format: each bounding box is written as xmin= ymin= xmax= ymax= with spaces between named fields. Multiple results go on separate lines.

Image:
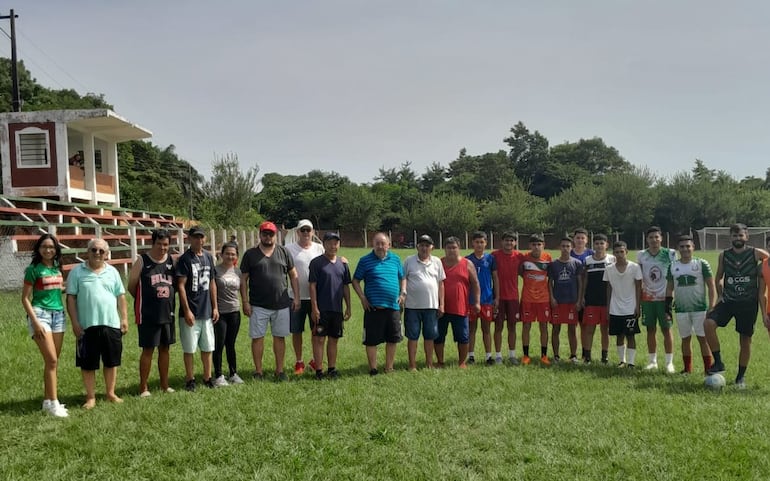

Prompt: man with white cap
xmin=285 ymin=219 xmax=325 ymax=375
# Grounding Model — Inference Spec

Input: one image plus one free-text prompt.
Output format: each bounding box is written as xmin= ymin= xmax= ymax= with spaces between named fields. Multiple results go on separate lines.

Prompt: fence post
xmin=210 ymin=228 xmax=217 ymax=255
xmin=178 ymin=227 xmax=185 ymax=254
xmin=129 ymin=225 xmax=138 ymax=262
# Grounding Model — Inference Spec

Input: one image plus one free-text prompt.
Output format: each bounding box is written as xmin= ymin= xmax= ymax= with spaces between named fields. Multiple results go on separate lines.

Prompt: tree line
xmin=2 ymin=58 xmax=769 ymax=237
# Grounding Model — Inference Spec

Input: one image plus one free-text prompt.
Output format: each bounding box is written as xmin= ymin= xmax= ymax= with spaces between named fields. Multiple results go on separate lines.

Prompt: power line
xmin=16 ymin=27 xmax=93 ymax=93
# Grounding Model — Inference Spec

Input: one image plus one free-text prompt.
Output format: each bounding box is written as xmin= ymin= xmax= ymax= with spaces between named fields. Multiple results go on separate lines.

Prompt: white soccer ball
xmin=705 ymin=373 xmax=726 ymax=390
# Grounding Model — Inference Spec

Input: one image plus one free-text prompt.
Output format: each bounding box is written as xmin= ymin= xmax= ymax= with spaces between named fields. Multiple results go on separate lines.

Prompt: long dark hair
xmin=31 ymin=233 xmax=62 ymax=267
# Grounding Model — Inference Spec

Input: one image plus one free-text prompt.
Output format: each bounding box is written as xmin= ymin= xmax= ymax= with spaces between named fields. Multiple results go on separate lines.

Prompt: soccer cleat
xmin=163 ymin=387 xmax=175 ymax=394
xmin=509 ymin=356 xmax=521 ymax=366
xmin=327 ymin=369 xmax=340 ymax=380
xmin=228 ymin=373 xmax=244 ymax=385
xmin=485 ymin=358 xmax=495 ymax=366
xmin=369 ymin=368 xmax=379 ymax=376
xmin=707 ymin=361 xmax=726 ymax=375
xmin=213 ymin=375 xmax=229 ymax=387
xmin=553 ymin=355 xmax=562 ymax=364
xmin=467 ymin=356 xmax=475 ymax=365
xmin=569 ymin=356 xmax=579 ymax=364
xmin=139 ymin=390 xmax=152 ymax=398
xmin=203 ymin=378 xmax=215 ymax=389
xmin=540 ymin=355 xmax=551 ymax=366
xmin=252 ymin=371 xmax=264 ymax=381
xmin=665 ymin=363 xmax=676 ymax=374
xmin=521 ymin=355 xmax=531 ymax=366
xmin=617 ymin=362 xmax=626 ymax=368
xmin=644 ymin=362 xmax=658 ymax=371
xmin=735 ymin=378 xmax=747 ymax=390
xmin=275 ymin=372 xmax=289 ymax=382
xmin=627 ymin=364 xmax=635 ymax=369
xmin=309 ymin=359 xmax=318 ymax=371
xmin=185 ymin=379 xmax=197 ymax=392
xmin=315 ymin=370 xmax=325 ymax=380
xmin=495 ymin=357 xmax=503 ymax=365
xmin=679 ymin=369 xmax=691 ymax=376
xmin=601 ymin=358 xmax=609 ymax=365
xmin=294 ymin=361 xmax=306 ymax=375
xmin=583 ymin=358 xmax=592 ymax=365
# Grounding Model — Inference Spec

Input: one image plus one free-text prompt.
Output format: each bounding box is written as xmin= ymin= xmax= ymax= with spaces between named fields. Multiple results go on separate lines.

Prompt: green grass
xmin=2 ymin=248 xmax=769 ymax=480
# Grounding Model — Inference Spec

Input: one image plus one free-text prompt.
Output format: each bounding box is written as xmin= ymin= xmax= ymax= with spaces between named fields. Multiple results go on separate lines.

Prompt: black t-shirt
xmin=240 ymin=245 xmax=294 ymax=309
xmin=176 ymin=249 xmax=215 ymax=319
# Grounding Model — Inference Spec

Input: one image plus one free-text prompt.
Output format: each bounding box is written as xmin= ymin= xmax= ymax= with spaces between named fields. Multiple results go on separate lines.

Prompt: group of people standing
xmin=21 ymin=221 xmax=770 ymax=417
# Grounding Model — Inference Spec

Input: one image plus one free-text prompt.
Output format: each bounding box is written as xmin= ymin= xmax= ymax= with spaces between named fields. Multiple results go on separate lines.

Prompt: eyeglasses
xmin=299 ymin=228 xmax=312 ymax=233
xmin=260 ymin=231 xmax=275 ymax=237
xmin=90 ymin=248 xmax=106 ymax=255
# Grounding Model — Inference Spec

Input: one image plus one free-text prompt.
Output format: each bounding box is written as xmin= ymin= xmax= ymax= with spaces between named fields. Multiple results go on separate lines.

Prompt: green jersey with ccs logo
xmin=666 ymin=258 xmax=712 ymax=312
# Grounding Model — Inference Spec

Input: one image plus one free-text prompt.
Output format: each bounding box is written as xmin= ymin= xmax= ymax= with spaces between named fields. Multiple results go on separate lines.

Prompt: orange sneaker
xmin=294 ymin=361 xmax=305 ymax=375
xmin=540 ymin=355 xmax=551 ymax=366
xmin=521 ymin=355 xmax=531 ymax=365
xmin=309 ymin=358 xmax=318 ymax=371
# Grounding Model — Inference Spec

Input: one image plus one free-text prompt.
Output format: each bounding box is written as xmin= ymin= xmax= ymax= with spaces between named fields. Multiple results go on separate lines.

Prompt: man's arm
xmin=351 ymin=278 xmax=372 ymax=311
xmin=343 ymin=284 xmax=352 ymax=321
xmin=177 ymin=276 xmax=194 ymax=326
xmin=576 ymin=270 xmax=584 ymax=311
xmin=240 ymin=272 xmax=251 ymax=317
xmin=468 ymin=261 xmax=481 ymax=314
xmin=309 ymin=281 xmax=320 ymax=323
xmin=715 ymin=252 xmax=725 ymax=299
xmin=127 ymin=255 xmax=143 ymax=298
xmin=288 ymin=267 xmax=300 ymax=311
xmin=210 ymin=270 xmax=219 ymax=322
xmin=117 ymin=294 xmax=128 ymax=334
xmin=634 ymin=279 xmax=642 ymax=319
xmin=437 ymin=279 xmax=445 ymax=317
xmin=67 ymin=294 xmax=83 ymax=338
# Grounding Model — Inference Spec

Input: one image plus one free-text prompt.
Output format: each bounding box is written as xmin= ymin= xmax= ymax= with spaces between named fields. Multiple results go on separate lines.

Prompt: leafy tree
xmin=504 ymin=121 xmax=551 ymax=197
xmin=336 ymin=184 xmax=385 ymax=243
xmin=444 ymin=149 xmax=515 ymax=201
xmin=199 ymin=153 xmax=260 ymax=228
xmin=601 ymin=167 xmax=657 ymax=244
xmin=419 ymin=162 xmax=447 ymax=193
xmin=481 ymin=181 xmax=547 ymax=233
xmin=400 ymin=192 xmax=479 ymax=236
xmin=546 ymin=180 xmax=611 ymax=235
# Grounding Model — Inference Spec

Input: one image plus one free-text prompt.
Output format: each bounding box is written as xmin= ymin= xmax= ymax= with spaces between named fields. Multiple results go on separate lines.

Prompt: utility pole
xmin=0 ymin=9 xmax=20 ymax=111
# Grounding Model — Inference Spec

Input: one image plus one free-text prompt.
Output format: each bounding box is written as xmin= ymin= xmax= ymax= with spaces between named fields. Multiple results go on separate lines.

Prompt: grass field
xmin=2 ymin=247 xmax=770 ymax=480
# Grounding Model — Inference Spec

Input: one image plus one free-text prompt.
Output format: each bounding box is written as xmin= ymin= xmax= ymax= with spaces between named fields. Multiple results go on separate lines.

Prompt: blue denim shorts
xmin=404 ymin=308 xmax=439 ymax=341
xmin=28 ymin=307 xmax=66 ymax=337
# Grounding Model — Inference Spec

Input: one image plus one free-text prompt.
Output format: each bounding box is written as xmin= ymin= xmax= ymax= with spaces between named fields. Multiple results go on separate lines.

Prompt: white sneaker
xmin=665 ymin=363 xmax=676 ymax=374
xmin=228 ymin=373 xmax=244 ymax=385
xmin=43 ymin=399 xmax=69 ymax=418
xmin=644 ymin=362 xmax=658 ymax=370
xmin=213 ymin=375 xmax=229 ymax=387
xmin=139 ymin=390 xmax=152 ymax=398
xmin=163 ymin=387 xmax=175 ymax=393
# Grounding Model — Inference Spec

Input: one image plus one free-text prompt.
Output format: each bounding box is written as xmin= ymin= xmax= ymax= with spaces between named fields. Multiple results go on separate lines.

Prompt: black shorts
xmin=76 ymin=326 xmax=123 ymax=370
xmin=290 ymin=300 xmax=313 ymax=333
xmin=609 ymin=315 xmax=641 ymax=337
xmin=707 ymin=300 xmax=758 ymax=337
xmin=313 ymin=311 xmax=344 ymax=338
xmin=138 ymin=322 xmax=176 ymax=348
xmin=362 ymin=308 xmax=403 ymax=346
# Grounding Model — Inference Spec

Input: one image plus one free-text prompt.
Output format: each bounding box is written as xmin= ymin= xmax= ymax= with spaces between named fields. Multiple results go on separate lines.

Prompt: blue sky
xmin=10 ymin=1 xmax=770 ymax=183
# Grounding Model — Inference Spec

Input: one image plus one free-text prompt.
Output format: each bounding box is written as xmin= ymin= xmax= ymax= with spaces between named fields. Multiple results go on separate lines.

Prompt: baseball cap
xmin=297 ymin=219 xmax=313 ymax=230
xmin=417 ymin=234 xmax=434 ymax=245
xmin=323 ymin=232 xmax=341 ymax=241
xmin=258 ymin=221 xmax=277 ymax=233
xmin=188 ymin=226 xmax=205 ymax=237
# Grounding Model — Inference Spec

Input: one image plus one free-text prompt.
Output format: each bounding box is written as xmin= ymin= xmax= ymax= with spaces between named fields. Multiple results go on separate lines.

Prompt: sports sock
xmin=486 ymin=352 xmax=492 ymax=360
xmin=509 ymin=349 xmax=516 ymax=358
xmin=541 ymin=346 xmax=547 ymax=357
xmin=627 ymin=348 xmax=636 ymax=365
xmin=523 ymin=346 xmax=529 ymax=357
xmin=737 ymin=365 xmax=747 ymax=380
xmin=468 ymin=351 xmax=475 ymax=358
xmin=702 ymin=355 xmax=712 ymax=371
xmin=495 ymin=352 xmax=502 ymax=360
xmin=665 ymin=353 xmax=674 ymax=365
xmin=617 ymin=345 xmax=626 ymax=363
xmin=582 ymin=348 xmax=590 ymax=360
xmin=648 ymin=353 xmax=656 ymax=364
xmin=683 ymin=355 xmax=692 ymax=373
xmin=712 ymin=350 xmax=722 ymax=365
xmin=601 ymin=349 xmax=608 ymax=361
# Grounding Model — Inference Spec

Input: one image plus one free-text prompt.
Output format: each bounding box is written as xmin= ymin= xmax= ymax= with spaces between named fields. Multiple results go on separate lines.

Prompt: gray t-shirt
xmin=240 ymin=245 xmax=294 ymax=310
xmin=215 ymin=264 xmax=241 ymax=314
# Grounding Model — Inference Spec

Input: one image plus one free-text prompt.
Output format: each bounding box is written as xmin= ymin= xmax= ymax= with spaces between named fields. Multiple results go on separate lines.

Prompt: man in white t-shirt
xmin=603 ymin=241 xmax=643 ymax=368
xmin=403 ymin=235 xmax=446 ymax=370
xmin=285 ymin=219 xmax=325 ymax=375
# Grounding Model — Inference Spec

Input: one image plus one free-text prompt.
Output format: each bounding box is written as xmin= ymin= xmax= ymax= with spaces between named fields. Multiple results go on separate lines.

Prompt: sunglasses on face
xmin=299 ymin=228 xmax=312 ymax=233
xmin=90 ymin=248 xmax=106 ymax=255
xmin=260 ymin=231 xmax=275 ymax=237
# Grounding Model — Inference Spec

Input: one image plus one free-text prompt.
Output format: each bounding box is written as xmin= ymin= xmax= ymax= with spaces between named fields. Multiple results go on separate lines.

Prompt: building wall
xmin=8 ymin=122 xmax=58 ymax=188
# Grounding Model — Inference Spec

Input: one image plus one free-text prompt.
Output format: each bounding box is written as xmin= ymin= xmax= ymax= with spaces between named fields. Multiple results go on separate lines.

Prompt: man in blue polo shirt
xmin=352 ymin=232 xmax=405 ymax=375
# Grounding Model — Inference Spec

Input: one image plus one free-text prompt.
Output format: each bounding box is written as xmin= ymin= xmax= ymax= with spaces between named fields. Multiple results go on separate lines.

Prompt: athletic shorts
xmin=675 ymin=311 xmax=707 ymax=338
xmin=313 ymin=311 xmax=344 ymax=338
xmin=641 ymin=301 xmax=672 ymax=329
xmin=27 ymin=307 xmax=66 ymax=337
xmin=496 ymin=299 xmax=520 ymax=323
xmin=138 ymin=322 xmax=176 ymax=348
xmin=180 ymin=318 xmax=215 ymax=353
xmin=521 ymin=302 xmax=551 ymax=323
xmin=76 ymin=325 xmax=123 ymax=370
xmin=436 ymin=313 xmax=469 ymax=344
xmin=249 ymin=306 xmax=290 ymax=338
xmin=404 ymin=308 xmax=439 ymax=341
xmin=583 ymin=305 xmax=609 ymax=326
xmin=551 ymin=304 xmax=578 ymax=325
xmin=362 ymin=308 xmax=402 ymax=346
xmin=289 ymin=299 xmax=313 ymax=334
xmin=609 ymin=315 xmax=641 ymax=337
xmin=707 ymin=301 xmax=758 ymax=337
xmin=469 ymin=304 xmax=495 ymax=322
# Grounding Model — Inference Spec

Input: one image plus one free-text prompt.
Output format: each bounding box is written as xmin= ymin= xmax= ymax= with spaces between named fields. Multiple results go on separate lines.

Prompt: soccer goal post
xmin=696 ymin=226 xmax=770 ymax=251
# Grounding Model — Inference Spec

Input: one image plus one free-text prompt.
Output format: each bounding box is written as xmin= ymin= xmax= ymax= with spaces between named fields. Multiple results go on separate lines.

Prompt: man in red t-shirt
xmin=490 ymin=232 xmax=525 ymax=365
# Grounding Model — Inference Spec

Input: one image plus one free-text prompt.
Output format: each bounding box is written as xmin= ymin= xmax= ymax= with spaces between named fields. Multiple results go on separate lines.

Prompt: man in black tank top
xmin=128 ymin=229 xmax=176 ymax=397
xmin=704 ymin=224 xmax=769 ymax=388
